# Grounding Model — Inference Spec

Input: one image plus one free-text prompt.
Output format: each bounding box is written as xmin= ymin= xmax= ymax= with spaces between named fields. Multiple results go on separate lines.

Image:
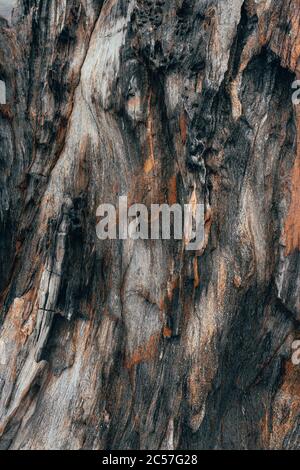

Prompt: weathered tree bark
xmin=0 ymin=0 xmax=299 ymax=450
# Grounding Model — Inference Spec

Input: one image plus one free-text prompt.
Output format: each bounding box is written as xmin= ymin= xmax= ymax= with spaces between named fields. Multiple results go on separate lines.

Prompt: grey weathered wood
xmin=0 ymin=0 xmax=299 ymax=450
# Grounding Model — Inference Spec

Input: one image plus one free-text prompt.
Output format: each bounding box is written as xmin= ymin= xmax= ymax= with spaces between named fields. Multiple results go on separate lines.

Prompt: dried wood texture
xmin=0 ymin=0 xmax=300 ymax=450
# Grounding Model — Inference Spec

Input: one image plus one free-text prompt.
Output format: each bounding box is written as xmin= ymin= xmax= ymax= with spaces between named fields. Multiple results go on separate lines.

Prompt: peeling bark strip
xmin=0 ymin=0 xmax=300 ymax=450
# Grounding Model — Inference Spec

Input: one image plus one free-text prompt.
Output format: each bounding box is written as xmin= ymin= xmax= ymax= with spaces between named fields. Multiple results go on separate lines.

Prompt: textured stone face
xmin=0 ymin=0 xmax=299 ymax=450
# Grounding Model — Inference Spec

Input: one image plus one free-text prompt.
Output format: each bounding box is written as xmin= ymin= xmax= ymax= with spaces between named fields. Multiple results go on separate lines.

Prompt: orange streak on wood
xmin=125 ymin=333 xmax=160 ymax=369
xmin=193 ymin=257 xmax=200 ymax=288
xmin=144 ymin=157 xmax=154 ymax=174
xmin=144 ymin=91 xmax=155 ymax=174
xmin=284 ymin=107 xmax=300 ymax=256
xmin=6 ymin=288 xmax=39 ymax=345
xmin=159 ymin=297 xmax=165 ymax=311
xmin=179 ymin=112 xmax=187 ymax=144
xmin=269 ymin=360 xmax=300 ymax=448
xmin=275 ymin=4 xmax=300 ymax=72
xmin=168 ymin=175 xmax=177 ymax=205
xmin=163 ymin=326 xmax=172 ymax=338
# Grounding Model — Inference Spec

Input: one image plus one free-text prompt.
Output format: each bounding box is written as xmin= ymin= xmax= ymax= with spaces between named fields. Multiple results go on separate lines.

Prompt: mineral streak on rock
xmin=0 ymin=0 xmax=299 ymax=450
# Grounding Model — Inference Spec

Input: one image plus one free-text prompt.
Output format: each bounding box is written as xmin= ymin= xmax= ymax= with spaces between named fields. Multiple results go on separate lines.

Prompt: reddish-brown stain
xmin=168 ymin=175 xmax=177 ymax=205
xmin=193 ymin=257 xmax=200 ymax=288
xmin=268 ymin=360 xmax=300 ymax=447
xmin=0 ymin=104 xmax=13 ymax=121
xmin=125 ymin=333 xmax=160 ymax=369
xmin=284 ymin=108 xmax=300 ymax=256
xmin=144 ymin=91 xmax=155 ymax=174
xmin=179 ymin=112 xmax=187 ymax=144
xmin=163 ymin=326 xmax=172 ymax=338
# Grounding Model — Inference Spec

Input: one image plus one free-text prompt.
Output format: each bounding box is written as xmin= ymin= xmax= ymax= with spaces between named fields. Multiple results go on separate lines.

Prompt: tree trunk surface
xmin=0 ymin=0 xmax=299 ymax=450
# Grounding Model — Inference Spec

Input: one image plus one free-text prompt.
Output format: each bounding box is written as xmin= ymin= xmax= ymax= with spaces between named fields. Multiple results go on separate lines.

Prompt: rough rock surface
xmin=0 ymin=0 xmax=299 ymax=450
